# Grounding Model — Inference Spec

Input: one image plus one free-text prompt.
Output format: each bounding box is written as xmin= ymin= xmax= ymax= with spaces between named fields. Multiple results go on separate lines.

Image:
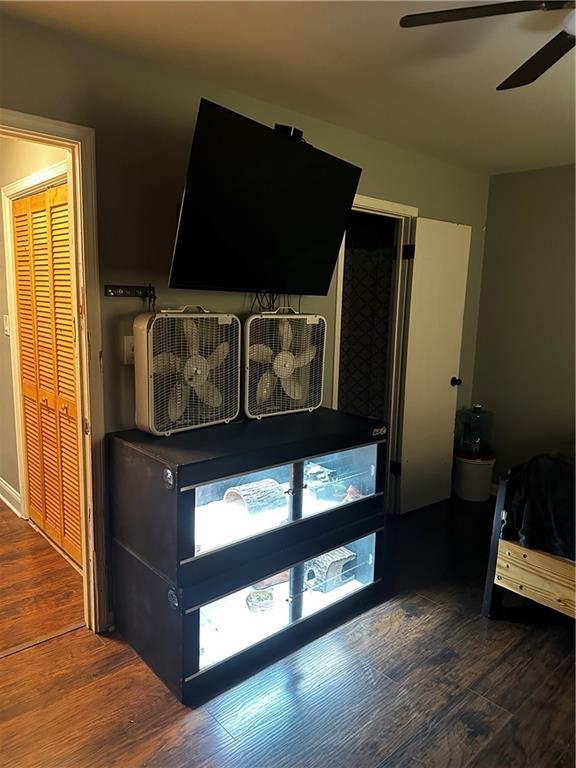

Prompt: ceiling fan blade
xmin=278 ymin=319 xmax=293 ymax=351
xmin=293 ymin=346 xmax=317 ymax=369
xmin=153 ymin=352 xmax=182 ymax=375
xmin=256 ymin=371 xmax=277 ymax=403
xmin=207 ymin=341 xmax=229 ymax=369
xmin=249 ymin=344 xmax=274 ymax=363
xmin=194 ymin=381 xmax=223 ymax=409
xmin=400 ymin=2 xmax=545 ymax=28
xmin=182 ymin=318 xmax=200 ymax=355
xmin=497 ymin=30 xmax=575 ymax=89
xmin=281 ymin=375 xmax=305 ymax=401
xmin=167 ymin=381 xmax=190 ymax=422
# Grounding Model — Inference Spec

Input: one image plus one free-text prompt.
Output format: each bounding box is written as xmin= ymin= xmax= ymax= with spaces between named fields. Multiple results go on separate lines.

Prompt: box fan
xmin=245 ymin=309 xmax=326 ymax=419
xmin=134 ymin=307 xmax=241 ymax=436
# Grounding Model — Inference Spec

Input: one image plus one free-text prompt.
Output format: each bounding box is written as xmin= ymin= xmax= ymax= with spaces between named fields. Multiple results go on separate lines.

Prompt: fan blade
xmin=194 ymin=381 xmax=223 ymax=409
xmin=497 ymin=30 xmax=575 ymax=89
xmin=293 ymin=346 xmax=317 ymax=369
xmin=249 ymin=344 xmax=273 ymax=363
xmin=256 ymin=371 xmax=277 ymax=403
xmin=183 ymin=318 xmax=199 ymax=355
xmin=281 ymin=375 xmax=305 ymax=401
xmin=279 ymin=319 xmax=293 ymax=351
xmin=400 ymin=2 xmax=544 ymax=28
xmin=207 ymin=341 xmax=229 ymax=369
xmin=167 ymin=381 xmax=189 ymax=422
xmin=153 ymin=352 xmax=182 ymax=375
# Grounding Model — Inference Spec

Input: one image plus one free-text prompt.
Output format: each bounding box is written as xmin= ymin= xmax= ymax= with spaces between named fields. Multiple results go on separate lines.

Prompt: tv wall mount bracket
xmin=274 ymin=123 xmax=305 ymax=142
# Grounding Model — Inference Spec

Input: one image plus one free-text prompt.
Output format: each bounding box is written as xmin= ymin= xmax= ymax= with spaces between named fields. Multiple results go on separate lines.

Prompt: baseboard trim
xmin=0 ymin=476 xmax=21 ymax=515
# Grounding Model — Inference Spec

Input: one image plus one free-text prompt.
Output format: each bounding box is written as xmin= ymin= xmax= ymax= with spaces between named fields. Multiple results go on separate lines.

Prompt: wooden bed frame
xmin=483 ymin=474 xmax=575 ymax=620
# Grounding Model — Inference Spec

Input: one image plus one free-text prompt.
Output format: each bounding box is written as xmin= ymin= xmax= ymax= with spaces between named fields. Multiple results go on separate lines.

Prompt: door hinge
xmin=390 ymin=460 xmax=402 ymax=476
xmin=402 ymin=244 xmax=415 ymax=260
xmin=82 ymin=417 xmax=90 ymax=436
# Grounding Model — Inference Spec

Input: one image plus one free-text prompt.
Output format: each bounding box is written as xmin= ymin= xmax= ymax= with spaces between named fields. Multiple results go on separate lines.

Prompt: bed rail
xmin=483 ymin=468 xmax=575 ymax=619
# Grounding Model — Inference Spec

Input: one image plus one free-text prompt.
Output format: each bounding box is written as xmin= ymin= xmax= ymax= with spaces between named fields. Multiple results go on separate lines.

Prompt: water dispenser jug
xmin=456 ymin=405 xmax=493 ymax=455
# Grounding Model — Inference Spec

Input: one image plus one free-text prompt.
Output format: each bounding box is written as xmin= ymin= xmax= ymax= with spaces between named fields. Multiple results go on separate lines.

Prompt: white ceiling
xmin=3 ymin=1 xmax=575 ymax=173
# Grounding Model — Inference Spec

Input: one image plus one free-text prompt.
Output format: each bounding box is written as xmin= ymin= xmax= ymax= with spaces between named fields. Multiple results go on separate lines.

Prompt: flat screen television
xmin=169 ymin=99 xmax=362 ymax=295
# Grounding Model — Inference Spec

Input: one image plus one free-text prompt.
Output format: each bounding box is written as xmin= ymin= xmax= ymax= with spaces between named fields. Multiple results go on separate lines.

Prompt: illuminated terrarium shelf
xmin=199 ymin=535 xmax=376 ymax=670
xmin=109 ymin=407 xmax=387 ymax=705
xmin=193 ymin=444 xmax=377 ymax=556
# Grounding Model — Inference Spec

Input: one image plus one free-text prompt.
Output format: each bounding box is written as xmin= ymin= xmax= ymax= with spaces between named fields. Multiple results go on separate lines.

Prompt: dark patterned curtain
xmin=337 ymin=244 xmax=395 ymax=420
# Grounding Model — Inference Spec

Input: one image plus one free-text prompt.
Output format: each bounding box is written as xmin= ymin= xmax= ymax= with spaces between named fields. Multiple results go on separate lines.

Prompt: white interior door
xmin=398 ymin=217 xmax=471 ymax=514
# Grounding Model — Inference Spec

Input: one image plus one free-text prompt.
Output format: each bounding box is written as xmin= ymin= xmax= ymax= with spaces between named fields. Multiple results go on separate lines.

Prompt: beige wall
xmin=0 ymin=137 xmax=68 ymax=493
xmin=0 ymin=13 xmax=489 ymax=436
xmin=473 ymin=165 xmax=575 ymax=475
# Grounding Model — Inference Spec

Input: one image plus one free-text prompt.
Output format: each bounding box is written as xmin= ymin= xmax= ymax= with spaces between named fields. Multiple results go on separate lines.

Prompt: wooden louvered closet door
xmin=12 ymin=184 xmax=83 ymax=566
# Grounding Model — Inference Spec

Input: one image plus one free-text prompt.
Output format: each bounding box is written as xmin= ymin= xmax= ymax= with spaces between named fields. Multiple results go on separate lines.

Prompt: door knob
xmin=450 ymin=377 xmax=462 ymax=387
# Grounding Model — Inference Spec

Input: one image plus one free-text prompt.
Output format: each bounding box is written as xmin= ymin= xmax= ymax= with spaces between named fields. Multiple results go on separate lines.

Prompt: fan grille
xmin=245 ymin=314 xmax=326 ymax=419
xmin=149 ymin=313 xmax=240 ymax=434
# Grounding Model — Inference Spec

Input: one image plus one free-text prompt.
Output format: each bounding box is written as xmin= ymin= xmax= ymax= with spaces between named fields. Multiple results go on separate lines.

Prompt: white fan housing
xmin=134 ymin=309 xmax=241 ymax=436
xmin=245 ymin=312 xmax=326 ymax=420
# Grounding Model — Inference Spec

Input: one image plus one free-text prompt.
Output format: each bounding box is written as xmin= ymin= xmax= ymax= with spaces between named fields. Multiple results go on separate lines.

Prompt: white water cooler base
xmin=454 ymin=454 xmax=496 ymax=502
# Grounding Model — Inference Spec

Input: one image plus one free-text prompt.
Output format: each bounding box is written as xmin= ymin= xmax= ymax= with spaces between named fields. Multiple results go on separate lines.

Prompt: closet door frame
xmin=331 ymin=195 xmax=418 ymax=506
xmin=1 ymin=110 xmax=106 ymax=632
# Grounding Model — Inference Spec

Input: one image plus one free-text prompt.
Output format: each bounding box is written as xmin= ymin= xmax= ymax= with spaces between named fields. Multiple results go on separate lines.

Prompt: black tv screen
xmin=169 ymin=99 xmax=361 ymax=295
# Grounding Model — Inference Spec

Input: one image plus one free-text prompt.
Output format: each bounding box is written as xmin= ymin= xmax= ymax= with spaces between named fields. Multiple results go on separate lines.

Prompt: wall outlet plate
xmin=3 ymin=315 xmax=9 ymax=337
xmin=123 ymin=335 xmax=134 ymax=365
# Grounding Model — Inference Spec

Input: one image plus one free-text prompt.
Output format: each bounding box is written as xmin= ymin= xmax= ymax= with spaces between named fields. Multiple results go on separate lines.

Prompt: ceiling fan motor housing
xmin=245 ymin=311 xmax=326 ymax=419
xmin=134 ymin=309 xmax=241 ymax=436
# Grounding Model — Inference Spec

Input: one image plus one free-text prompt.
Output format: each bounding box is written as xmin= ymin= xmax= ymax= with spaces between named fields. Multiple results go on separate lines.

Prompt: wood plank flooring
xmin=0 ymin=498 xmax=573 ymax=767
xmin=0 ymin=503 xmax=84 ymax=657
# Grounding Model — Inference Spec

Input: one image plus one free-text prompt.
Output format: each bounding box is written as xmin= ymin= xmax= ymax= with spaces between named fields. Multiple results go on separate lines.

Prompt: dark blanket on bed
xmin=502 ymin=453 xmax=575 ymax=561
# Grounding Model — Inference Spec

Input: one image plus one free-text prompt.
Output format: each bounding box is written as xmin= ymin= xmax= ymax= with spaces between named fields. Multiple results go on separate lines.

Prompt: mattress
xmin=501 ymin=453 xmax=575 ymax=562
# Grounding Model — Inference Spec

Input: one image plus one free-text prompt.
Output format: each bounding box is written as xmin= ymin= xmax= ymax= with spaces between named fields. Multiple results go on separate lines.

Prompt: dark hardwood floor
xmin=0 ymin=503 xmax=84 ymax=657
xmin=0 ymin=497 xmax=573 ymax=768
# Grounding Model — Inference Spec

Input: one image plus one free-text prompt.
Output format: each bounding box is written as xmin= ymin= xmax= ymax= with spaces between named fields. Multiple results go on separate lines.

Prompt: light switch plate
xmin=3 ymin=315 xmax=9 ymax=337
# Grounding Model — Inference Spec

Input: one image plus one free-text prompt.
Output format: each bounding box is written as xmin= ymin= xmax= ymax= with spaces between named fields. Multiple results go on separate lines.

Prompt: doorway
xmin=332 ymin=195 xmax=471 ymax=515
xmin=332 ymin=195 xmax=416 ymax=510
xmin=0 ymin=110 xmax=106 ymax=632
xmin=336 ymin=209 xmax=398 ymax=421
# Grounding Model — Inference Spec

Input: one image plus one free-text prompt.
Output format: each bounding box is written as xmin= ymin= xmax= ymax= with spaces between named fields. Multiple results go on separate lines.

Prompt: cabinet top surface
xmin=109 ymin=408 xmax=386 ymax=471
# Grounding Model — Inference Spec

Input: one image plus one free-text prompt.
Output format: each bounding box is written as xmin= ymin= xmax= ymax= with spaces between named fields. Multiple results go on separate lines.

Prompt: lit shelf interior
xmin=199 ymin=535 xmax=375 ymax=670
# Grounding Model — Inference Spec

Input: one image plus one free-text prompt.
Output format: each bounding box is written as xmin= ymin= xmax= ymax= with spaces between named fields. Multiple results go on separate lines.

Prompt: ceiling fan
xmin=400 ymin=1 xmax=576 ymax=90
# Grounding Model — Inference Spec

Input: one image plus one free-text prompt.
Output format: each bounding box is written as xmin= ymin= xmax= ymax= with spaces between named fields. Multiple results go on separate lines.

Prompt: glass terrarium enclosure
xmin=194 ymin=445 xmax=377 ymax=555
xmin=199 ymin=533 xmax=376 ymax=669
xmin=110 ymin=408 xmax=387 ymax=705
xmin=303 ymin=446 xmax=377 ymax=516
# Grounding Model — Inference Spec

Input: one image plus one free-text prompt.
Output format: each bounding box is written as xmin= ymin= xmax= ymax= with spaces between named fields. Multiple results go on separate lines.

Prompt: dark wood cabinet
xmin=109 ymin=408 xmax=388 ymax=705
